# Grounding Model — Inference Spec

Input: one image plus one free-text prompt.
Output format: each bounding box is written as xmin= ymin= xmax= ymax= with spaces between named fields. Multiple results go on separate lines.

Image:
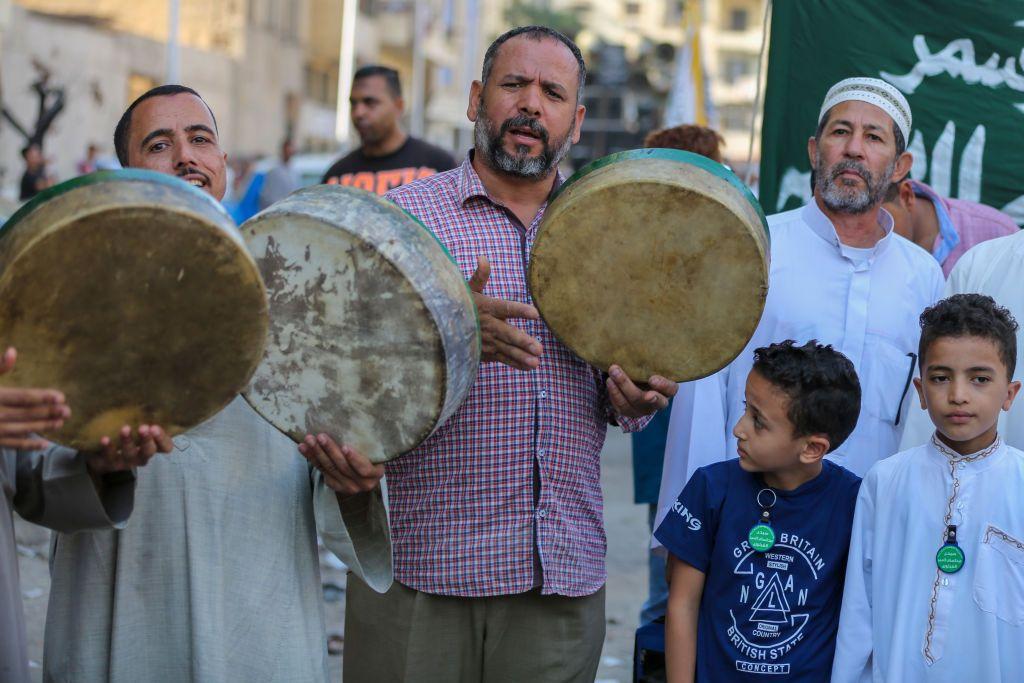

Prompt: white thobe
xmin=900 ymin=229 xmax=1024 ymax=451
xmin=832 ymin=438 xmax=1024 ymax=682
xmin=656 ymin=201 xmax=944 ymax=531
xmin=43 ymin=396 xmax=393 ymax=683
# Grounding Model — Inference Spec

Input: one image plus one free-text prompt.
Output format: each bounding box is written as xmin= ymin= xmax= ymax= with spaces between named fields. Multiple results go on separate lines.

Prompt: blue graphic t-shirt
xmin=654 ymin=460 xmax=861 ymax=681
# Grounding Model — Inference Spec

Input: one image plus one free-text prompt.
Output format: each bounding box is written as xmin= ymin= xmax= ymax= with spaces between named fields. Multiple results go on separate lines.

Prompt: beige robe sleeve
xmin=311 ymin=467 xmax=393 ymax=593
xmin=13 ymin=445 xmax=136 ymax=532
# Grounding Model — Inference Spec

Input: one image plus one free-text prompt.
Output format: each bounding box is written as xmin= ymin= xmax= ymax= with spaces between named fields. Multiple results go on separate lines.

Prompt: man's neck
xmin=815 ymin=195 xmax=886 ymax=248
xmin=911 ymin=194 xmax=940 ymax=252
xmin=361 ymin=129 xmax=408 ymax=158
xmin=471 ymin=152 xmax=557 ymax=227
xmin=762 ymin=462 xmax=823 ymax=492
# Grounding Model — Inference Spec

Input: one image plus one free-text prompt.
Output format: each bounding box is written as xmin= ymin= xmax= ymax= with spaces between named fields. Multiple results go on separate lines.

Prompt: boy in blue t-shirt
xmin=655 ymin=340 xmax=863 ymax=682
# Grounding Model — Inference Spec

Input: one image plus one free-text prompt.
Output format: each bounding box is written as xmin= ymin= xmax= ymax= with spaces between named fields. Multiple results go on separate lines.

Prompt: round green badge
xmin=748 ymin=524 xmax=776 ymax=552
xmin=936 ymin=543 xmax=965 ymax=574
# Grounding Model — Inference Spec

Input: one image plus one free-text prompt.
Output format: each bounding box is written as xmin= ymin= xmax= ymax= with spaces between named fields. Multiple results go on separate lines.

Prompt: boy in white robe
xmin=832 ymin=294 xmax=1024 ymax=682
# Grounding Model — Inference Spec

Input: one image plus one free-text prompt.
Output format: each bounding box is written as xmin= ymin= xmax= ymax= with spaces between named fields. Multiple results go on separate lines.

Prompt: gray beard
xmin=816 ymin=153 xmax=896 ymax=214
xmin=473 ymin=107 xmax=574 ymax=180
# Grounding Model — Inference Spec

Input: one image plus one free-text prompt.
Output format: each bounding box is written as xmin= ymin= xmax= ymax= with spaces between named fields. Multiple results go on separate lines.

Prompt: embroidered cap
xmin=818 ymin=77 xmax=912 ymax=143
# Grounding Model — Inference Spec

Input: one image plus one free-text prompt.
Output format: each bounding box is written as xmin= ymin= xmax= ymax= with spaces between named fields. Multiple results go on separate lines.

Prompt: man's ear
xmin=892 ymin=151 xmax=913 ymax=184
xmin=798 ymin=435 xmax=829 ymax=465
xmin=395 ymin=96 xmax=406 ymax=115
xmin=898 ymin=178 xmax=916 ymax=211
xmin=914 ymin=376 xmax=927 ymax=409
xmin=806 ymin=135 xmax=817 ymax=168
xmin=467 ymin=81 xmax=483 ymax=122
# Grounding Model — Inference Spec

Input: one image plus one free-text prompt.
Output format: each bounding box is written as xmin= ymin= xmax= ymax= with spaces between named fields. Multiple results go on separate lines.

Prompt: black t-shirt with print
xmin=321 ymin=137 xmax=457 ymax=195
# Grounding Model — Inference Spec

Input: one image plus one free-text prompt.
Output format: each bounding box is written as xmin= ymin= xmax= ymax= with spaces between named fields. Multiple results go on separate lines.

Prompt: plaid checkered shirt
xmin=384 ymin=155 xmax=650 ymax=597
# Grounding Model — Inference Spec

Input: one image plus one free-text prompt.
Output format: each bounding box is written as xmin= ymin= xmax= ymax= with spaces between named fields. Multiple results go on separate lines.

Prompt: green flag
xmin=759 ymin=0 xmax=1024 ymax=225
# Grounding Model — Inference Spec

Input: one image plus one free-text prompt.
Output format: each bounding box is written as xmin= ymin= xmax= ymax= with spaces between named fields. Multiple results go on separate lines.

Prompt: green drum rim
xmin=1 ymin=168 xmax=231 ymax=237
xmin=554 ymin=148 xmax=770 ymax=242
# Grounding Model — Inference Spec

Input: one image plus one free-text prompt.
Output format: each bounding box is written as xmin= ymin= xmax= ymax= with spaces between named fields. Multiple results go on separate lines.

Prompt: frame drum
xmin=0 ymin=170 xmax=269 ymax=448
xmin=241 ymin=185 xmax=480 ymax=464
xmin=528 ymin=148 xmax=770 ymax=382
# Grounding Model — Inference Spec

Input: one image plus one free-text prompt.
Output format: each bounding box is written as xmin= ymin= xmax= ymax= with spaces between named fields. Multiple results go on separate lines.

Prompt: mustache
xmin=829 ymin=159 xmax=872 ymax=182
xmin=499 ymin=115 xmax=549 ymax=145
xmin=176 ymin=166 xmax=210 ymax=183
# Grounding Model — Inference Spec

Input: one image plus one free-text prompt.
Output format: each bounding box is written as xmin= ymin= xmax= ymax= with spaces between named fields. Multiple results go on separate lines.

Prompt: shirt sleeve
xmin=12 ymin=445 xmax=135 ymax=533
xmin=311 ymin=466 xmax=394 ymax=593
xmin=652 ymin=368 xmax=731 ymax=542
xmin=830 ymin=467 xmax=878 ymax=683
xmin=653 ymin=467 xmax=718 ymax=573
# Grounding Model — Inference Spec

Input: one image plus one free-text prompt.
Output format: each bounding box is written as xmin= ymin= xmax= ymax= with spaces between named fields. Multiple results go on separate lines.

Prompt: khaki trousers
xmin=343 ymin=576 xmax=605 ymax=683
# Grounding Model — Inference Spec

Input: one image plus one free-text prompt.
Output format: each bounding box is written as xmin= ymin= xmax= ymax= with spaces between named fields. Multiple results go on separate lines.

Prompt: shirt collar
xmin=926 ymin=432 xmax=1006 ymax=473
xmin=456 ymin=150 xmax=565 ymax=208
xmin=800 ymin=199 xmax=895 ymax=258
xmin=911 ymin=180 xmax=960 ymax=265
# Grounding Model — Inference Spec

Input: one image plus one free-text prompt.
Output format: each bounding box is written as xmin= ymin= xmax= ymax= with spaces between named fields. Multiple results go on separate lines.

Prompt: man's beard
xmin=815 ymin=151 xmax=895 ymax=214
xmin=473 ymin=103 xmax=574 ymax=180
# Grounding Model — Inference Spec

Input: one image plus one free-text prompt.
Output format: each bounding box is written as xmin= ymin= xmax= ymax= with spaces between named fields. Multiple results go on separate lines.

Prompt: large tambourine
xmin=0 ymin=170 xmax=269 ymax=448
xmin=528 ymin=148 xmax=770 ymax=382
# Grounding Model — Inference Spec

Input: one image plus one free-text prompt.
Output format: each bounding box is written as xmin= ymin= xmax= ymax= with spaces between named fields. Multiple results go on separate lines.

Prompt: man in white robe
xmin=43 ymin=85 xmax=393 ymax=683
xmin=900 ymin=229 xmax=1024 ymax=450
xmin=657 ymin=78 xmax=944 ymax=528
xmin=1 ymin=347 xmax=170 ymax=683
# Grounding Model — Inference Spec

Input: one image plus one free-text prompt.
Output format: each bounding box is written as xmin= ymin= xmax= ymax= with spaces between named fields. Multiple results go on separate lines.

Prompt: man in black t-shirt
xmin=19 ymin=143 xmax=54 ymax=201
xmin=322 ymin=65 xmax=456 ymax=195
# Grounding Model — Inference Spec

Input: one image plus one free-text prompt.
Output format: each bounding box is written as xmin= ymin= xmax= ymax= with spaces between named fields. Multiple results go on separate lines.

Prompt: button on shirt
xmin=384 ymin=156 xmax=649 ymax=598
xmin=657 ymin=201 xmax=945 ymax=534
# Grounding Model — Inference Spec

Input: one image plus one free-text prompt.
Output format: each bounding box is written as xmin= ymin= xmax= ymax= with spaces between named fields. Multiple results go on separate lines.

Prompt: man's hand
xmin=299 ymin=433 xmax=384 ymax=498
xmin=0 ymin=347 xmax=70 ymax=450
xmin=606 ymin=364 xmax=678 ymax=419
xmin=86 ymin=424 xmax=175 ymax=475
xmin=469 ymin=256 xmax=543 ymax=371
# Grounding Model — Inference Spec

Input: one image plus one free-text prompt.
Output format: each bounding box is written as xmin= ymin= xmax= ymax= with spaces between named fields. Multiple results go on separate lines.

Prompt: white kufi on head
xmin=818 ymin=77 xmax=912 ymax=142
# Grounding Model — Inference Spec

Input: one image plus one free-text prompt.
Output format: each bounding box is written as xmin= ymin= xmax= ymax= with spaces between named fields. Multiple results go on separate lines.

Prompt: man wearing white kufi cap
xmin=655 ymin=77 xmax=944 ymax=531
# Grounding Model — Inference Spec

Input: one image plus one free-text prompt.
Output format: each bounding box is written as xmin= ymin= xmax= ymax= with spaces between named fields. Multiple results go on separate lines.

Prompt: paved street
xmin=16 ymin=427 xmax=650 ymax=682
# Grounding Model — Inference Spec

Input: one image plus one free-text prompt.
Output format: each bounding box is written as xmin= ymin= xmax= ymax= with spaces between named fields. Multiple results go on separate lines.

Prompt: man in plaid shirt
xmin=343 ymin=25 xmax=677 ymax=683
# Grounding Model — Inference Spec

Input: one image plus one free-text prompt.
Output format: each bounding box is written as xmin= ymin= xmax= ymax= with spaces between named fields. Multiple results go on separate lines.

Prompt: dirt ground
xmin=15 ymin=428 xmax=651 ymax=682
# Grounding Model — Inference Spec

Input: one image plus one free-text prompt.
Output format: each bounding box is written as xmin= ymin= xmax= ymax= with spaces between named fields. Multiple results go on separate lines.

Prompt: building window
xmin=728 ymin=7 xmax=749 ymax=31
xmin=721 ymin=53 xmax=755 ymax=84
xmin=720 ymin=104 xmax=753 ymax=132
xmin=625 ymin=2 xmax=641 ymax=16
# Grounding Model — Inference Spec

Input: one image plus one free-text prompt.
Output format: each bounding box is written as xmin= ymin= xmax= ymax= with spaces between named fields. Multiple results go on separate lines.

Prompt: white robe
xmin=43 ymin=397 xmax=393 ymax=683
xmin=656 ymin=201 xmax=944 ymax=532
xmin=900 ymin=229 xmax=1024 ymax=451
xmin=831 ymin=438 xmax=1024 ymax=682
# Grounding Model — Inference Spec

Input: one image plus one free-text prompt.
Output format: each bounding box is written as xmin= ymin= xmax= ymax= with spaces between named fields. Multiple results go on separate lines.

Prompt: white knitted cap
xmin=818 ymin=77 xmax=911 ymax=142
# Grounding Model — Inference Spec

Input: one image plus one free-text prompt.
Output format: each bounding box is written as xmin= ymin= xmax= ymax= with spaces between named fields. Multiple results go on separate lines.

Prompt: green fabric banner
xmin=759 ymin=0 xmax=1024 ymax=225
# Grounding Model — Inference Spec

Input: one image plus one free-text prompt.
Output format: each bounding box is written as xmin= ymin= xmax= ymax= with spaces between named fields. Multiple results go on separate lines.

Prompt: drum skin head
xmin=529 ymin=149 xmax=769 ymax=382
xmin=0 ymin=170 xmax=269 ymax=448
xmin=242 ymin=185 xmax=479 ymax=464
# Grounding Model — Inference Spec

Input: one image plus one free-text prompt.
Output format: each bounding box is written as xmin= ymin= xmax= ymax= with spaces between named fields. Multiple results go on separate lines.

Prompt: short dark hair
xmin=810 ymin=105 xmax=907 ymax=192
xmin=752 ymin=340 xmax=862 ymax=452
xmin=918 ymin=294 xmax=1018 ymax=379
xmin=481 ymin=26 xmax=586 ymax=104
xmin=353 ymin=65 xmax=402 ymax=99
xmin=114 ymin=84 xmax=218 ymax=166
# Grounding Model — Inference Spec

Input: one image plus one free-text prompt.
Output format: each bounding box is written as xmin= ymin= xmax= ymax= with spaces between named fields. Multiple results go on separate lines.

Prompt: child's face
xmin=914 ymin=335 xmax=1021 ymax=454
xmin=733 ymin=370 xmax=817 ymax=475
